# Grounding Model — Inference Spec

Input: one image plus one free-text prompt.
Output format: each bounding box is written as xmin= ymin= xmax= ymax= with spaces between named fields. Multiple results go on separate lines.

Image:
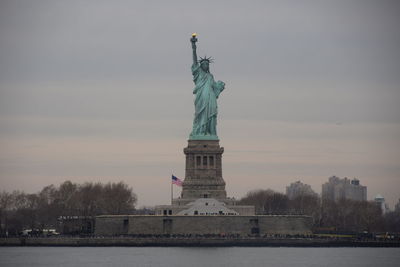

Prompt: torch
xmin=191 ymin=33 xmax=198 ymax=48
xmin=191 ymin=33 xmax=198 ymax=42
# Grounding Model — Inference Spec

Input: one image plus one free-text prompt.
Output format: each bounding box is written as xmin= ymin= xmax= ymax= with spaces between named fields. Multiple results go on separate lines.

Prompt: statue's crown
xmin=199 ymin=56 xmax=214 ymax=64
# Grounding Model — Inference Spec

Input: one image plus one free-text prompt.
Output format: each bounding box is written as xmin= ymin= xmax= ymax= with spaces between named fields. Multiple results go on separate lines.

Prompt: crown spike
xmin=199 ymin=55 xmax=214 ymax=64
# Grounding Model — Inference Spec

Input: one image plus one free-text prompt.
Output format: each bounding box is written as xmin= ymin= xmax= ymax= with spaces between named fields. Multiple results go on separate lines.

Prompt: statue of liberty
xmin=189 ymin=33 xmax=225 ymax=140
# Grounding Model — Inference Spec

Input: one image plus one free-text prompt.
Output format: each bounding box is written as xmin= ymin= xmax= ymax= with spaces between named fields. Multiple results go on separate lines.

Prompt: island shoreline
xmin=1 ymin=237 xmax=399 ymax=247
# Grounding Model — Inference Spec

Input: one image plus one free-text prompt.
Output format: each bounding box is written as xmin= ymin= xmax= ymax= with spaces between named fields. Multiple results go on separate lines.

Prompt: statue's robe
xmin=190 ymin=63 xmax=225 ymax=138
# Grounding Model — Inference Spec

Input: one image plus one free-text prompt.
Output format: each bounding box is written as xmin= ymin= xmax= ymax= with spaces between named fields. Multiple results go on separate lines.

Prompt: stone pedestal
xmin=180 ymin=140 xmax=227 ymax=200
xmin=157 ymin=139 xmax=255 ymax=215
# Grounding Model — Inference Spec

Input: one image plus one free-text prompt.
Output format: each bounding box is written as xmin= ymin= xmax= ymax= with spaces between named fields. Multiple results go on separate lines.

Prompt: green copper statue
xmin=189 ymin=33 xmax=225 ymax=140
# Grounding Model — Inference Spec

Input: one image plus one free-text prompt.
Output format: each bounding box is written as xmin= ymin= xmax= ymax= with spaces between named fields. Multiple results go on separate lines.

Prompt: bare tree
xmin=289 ymin=194 xmax=321 ymax=226
xmin=239 ymin=189 xmax=289 ymax=214
xmin=1 ymin=180 xmax=138 ymax=236
xmin=0 ymin=191 xmax=14 ymax=236
xmin=101 ymin=182 xmax=137 ymax=215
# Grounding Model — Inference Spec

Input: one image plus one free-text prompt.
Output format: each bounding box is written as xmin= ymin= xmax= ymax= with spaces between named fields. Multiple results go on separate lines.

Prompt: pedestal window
xmin=209 ymin=156 xmax=214 ymax=167
xmin=196 ymin=156 xmax=201 ymax=167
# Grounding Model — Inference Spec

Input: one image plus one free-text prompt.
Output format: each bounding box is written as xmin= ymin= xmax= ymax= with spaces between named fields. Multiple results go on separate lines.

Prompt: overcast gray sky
xmin=0 ymin=0 xmax=399 ymax=207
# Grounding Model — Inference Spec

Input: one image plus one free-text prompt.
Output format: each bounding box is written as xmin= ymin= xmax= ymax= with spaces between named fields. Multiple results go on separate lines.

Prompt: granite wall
xmin=95 ymin=215 xmax=312 ymax=236
xmin=94 ymin=215 xmax=129 ymax=236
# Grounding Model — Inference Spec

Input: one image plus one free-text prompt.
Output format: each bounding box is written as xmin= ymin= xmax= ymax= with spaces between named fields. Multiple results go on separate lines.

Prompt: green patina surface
xmin=189 ymin=34 xmax=225 ymax=141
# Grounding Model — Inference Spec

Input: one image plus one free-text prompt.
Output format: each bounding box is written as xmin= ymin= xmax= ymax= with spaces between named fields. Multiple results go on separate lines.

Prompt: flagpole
xmin=171 ymin=174 xmax=173 ymax=205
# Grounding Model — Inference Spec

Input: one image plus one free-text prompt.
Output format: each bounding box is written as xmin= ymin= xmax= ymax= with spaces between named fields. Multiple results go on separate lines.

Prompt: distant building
xmin=286 ymin=181 xmax=317 ymax=200
xmin=321 ymin=176 xmax=367 ymax=202
xmin=374 ymin=194 xmax=389 ymax=215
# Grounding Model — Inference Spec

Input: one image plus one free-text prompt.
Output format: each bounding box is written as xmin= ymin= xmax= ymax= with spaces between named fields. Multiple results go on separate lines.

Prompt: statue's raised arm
xmin=190 ymin=33 xmax=198 ymax=66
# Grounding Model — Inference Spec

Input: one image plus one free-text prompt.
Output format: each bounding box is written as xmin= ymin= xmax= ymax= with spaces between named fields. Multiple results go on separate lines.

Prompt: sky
xmin=0 ymin=0 xmax=399 ymax=208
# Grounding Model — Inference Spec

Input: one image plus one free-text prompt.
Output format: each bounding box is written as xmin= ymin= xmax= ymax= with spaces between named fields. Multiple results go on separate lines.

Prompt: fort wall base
xmin=95 ymin=215 xmax=312 ymax=236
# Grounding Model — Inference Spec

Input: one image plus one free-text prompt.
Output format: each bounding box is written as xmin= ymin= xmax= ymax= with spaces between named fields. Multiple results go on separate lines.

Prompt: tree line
xmin=0 ymin=181 xmax=137 ymax=236
xmin=1 ymin=183 xmax=399 ymax=236
xmin=238 ymin=189 xmax=400 ymax=233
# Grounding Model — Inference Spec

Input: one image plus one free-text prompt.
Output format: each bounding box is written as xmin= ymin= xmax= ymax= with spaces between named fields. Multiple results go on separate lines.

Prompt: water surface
xmin=1 ymin=247 xmax=399 ymax=267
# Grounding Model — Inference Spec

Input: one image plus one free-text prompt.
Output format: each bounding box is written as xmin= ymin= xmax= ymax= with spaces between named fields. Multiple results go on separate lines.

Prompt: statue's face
xmin=200 ymin=61 xmax=209 ymax=72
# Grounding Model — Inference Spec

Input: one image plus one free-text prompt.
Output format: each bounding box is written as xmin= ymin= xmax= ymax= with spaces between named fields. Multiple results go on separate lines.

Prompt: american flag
xmin=172 ymin=175 xmax=183 ymax=186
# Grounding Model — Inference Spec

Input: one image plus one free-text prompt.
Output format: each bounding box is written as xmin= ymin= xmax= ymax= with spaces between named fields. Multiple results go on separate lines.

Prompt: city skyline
xmin=0 ymin=1 xmax=399 ymax=208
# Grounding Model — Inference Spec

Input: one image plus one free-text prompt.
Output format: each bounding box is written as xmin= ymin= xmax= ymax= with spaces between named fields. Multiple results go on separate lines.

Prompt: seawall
xmin=1 ymin=237 xmax=399 ymax=247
